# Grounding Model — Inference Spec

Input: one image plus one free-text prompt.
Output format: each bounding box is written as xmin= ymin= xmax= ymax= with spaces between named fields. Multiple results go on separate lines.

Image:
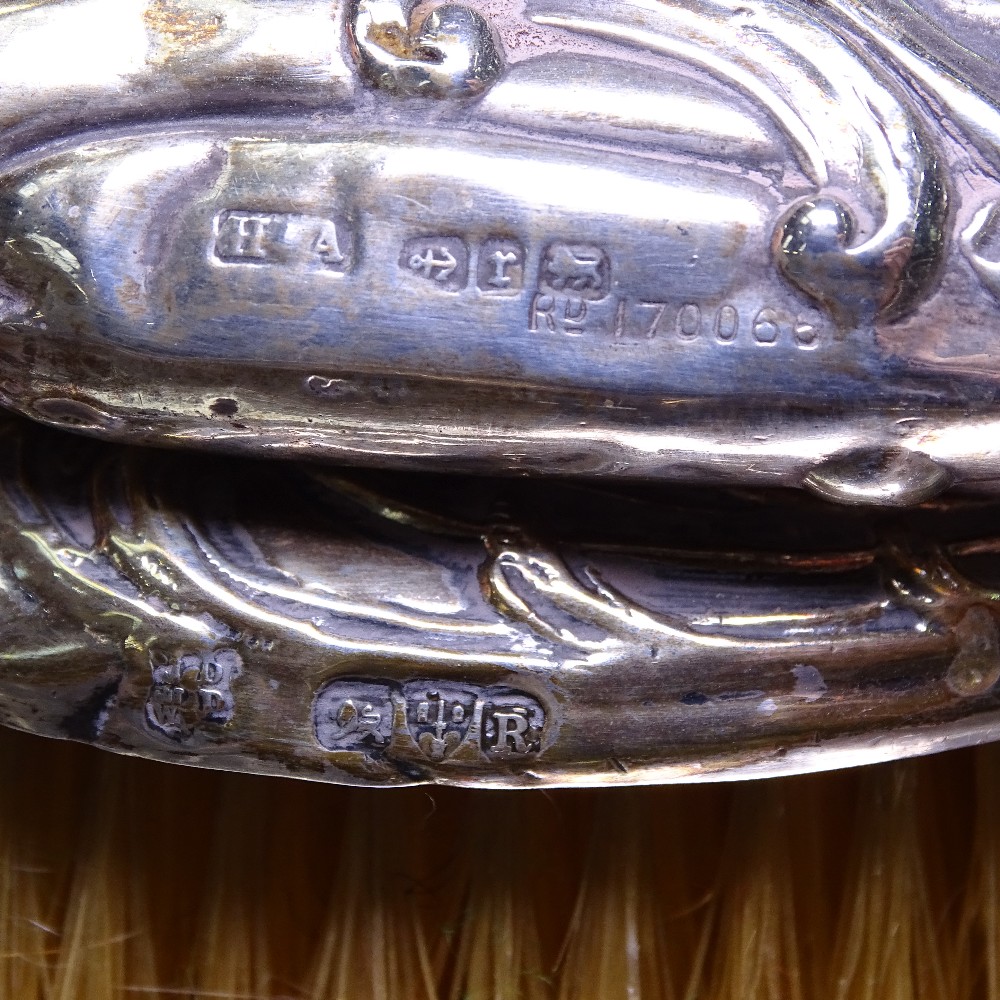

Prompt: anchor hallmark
xmin=400 ymin=236 xmax=469 ymax=290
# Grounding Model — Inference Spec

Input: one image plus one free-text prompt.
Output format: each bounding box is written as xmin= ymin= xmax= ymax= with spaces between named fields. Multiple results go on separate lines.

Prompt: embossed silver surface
xmin=8 ymin=0 xmax=1000 ymax=787
xmin=0 ymin=0 xmax=999 ymax=503
xmin=5 ymin=414 xmax=1000 ymax=786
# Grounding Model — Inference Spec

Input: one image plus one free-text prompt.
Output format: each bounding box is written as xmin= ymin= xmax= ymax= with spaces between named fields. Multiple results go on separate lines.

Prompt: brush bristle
xmin=0 ymin=727 xmax=991 ymax=999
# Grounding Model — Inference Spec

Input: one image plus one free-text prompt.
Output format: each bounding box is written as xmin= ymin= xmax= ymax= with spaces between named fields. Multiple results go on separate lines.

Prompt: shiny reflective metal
xmin=4 ymin=413 xmax=1000 ymax=787
xmin=7 ymin=0 xmax=1000 ymax=788
xmin=1 ymin=0 xmax=1000 ymax=504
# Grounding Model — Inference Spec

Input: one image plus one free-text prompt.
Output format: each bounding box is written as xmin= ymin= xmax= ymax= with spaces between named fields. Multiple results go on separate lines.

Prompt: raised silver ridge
xmin=4 ymin=414 xmax=1000 ymax=787
xmin=0 ymin=0 xmax=992 ymax=507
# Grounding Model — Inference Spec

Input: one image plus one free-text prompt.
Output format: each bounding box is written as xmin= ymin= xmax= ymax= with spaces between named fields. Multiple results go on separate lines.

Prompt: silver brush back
xmin=3 ymin=414 xmax=1000 ymax=787
xmin=0 ymin=0 xmax=997 ymax=503
xmin=4 ymin=0 xmax=1000 ymax=786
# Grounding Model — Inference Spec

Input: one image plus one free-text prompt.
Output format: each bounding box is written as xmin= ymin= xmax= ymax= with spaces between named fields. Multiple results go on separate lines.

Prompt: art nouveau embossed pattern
xmin=4 ymin=418 xmax=1000 ymax=786
xmin=0 ymin=0 xmax=1000 ymax=503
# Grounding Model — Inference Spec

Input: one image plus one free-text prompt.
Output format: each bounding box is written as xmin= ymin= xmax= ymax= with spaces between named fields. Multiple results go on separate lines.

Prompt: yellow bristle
xmin=0 ymin=726 xmax=991 ymax=999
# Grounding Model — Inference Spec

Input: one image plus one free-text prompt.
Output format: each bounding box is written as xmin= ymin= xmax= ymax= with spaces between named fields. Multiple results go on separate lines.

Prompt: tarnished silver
xmin=350 ymin=0 xmax=503 ymax=97
xmin=4 ymin=413 xmax=1000 ymax=787
xmin=0 ymin=0 xmax=999 ymax=503
xmin=7 ymin=0 xmax=1000 ymax=788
